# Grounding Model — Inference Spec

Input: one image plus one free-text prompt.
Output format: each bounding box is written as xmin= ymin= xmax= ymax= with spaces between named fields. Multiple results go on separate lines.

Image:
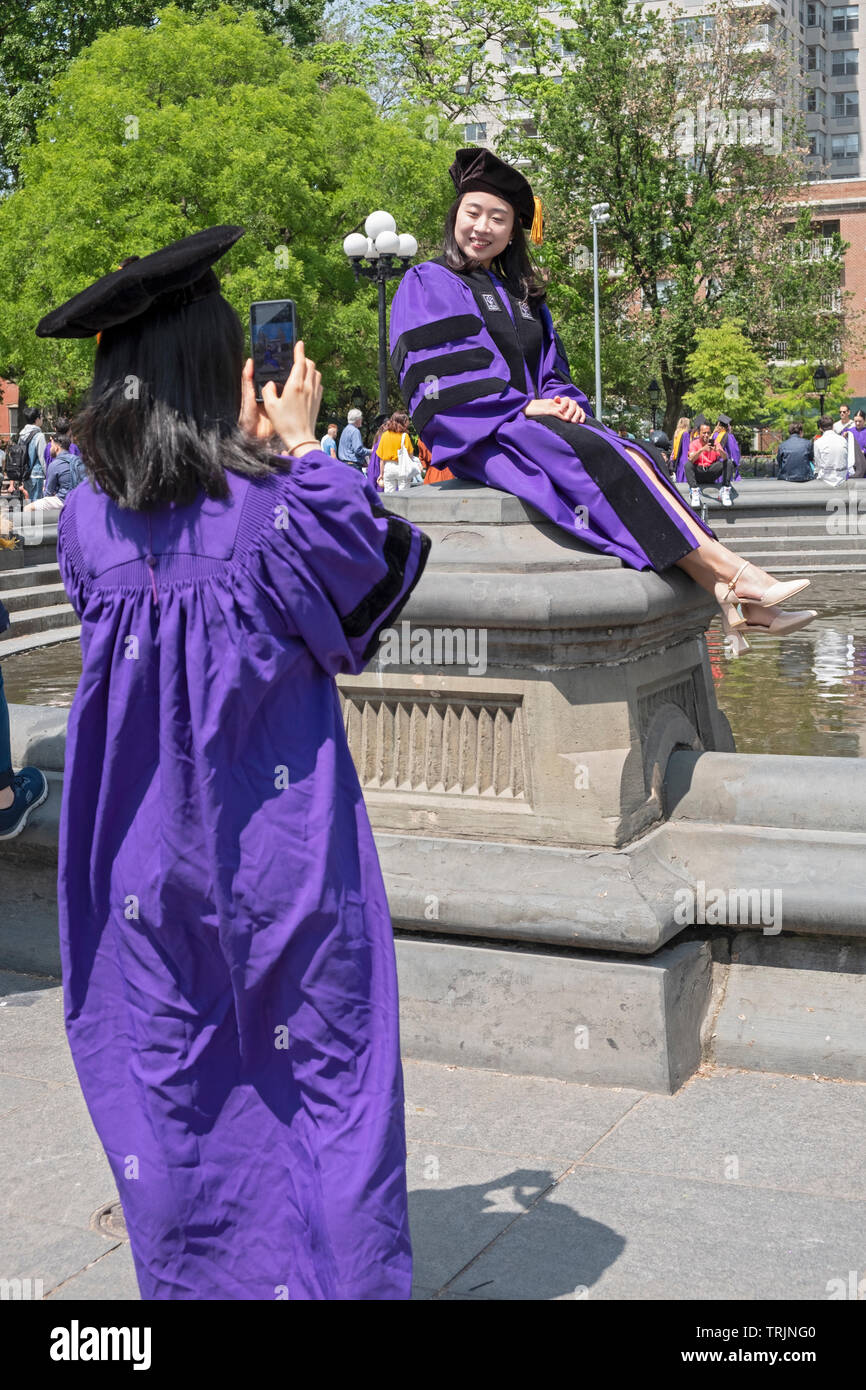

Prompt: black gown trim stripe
xmin=533 ymin=415 xmax=698 ymax=569
xmin=399 ymin=347 xmax=495 ymax=405
xmin=391 ymin=313 xmax=483 ymax=374
xmin=430 ymin=256 xmax=528 ymax=394
xmin=411 ymin=376 xmax=511 ymax=434
xmin=340 ymin=505 xmax=432 ymax=660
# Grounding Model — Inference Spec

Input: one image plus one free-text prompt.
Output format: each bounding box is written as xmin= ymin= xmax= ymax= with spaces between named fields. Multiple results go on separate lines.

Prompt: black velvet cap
xmin=716 ymin=413 xmax=731 ymax=427
xmin=36 ymin=225 xmax=244 ymax=339
xmin=449 ymin=148 xmax=535 ymax=229
xmin=692 ymin=413 xmax=708 ymax=428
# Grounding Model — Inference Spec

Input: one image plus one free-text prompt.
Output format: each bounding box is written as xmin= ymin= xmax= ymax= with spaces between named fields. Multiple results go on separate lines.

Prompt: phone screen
xmin=250 ymin=300 xmax=297 ymax=401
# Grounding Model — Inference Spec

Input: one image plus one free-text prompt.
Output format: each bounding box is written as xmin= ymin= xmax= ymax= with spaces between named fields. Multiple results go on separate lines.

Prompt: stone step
xmin=723 ymin=547 xmax=866 ymax=565
xmin=1 ymin=582 xmax=69 ymax=613
xmin=0 ymin=626 xmax=81 ymax=657
xmin=0 ymin=603 xmax=79 ymax=639
xmin=0 ymin=563 xmax=62 ymax=591
xmin=729 ymin=536 xmax=864 ymax=552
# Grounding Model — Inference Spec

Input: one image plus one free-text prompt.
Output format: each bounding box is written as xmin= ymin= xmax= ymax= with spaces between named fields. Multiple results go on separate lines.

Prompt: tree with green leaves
xmin=0 ymin=5 xmax=458 ymax=413
xmin=0 ymin=0 xmax=326 ymax=186
xmin=684 ymin=320 xmax=768 ymax=426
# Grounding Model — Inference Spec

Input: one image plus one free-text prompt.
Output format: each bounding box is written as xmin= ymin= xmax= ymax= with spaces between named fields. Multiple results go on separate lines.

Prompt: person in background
xmin=671 ymin=416 xmax=691 ymax=483
xmin=833 ymin=404 xmax=852 ymax=434
xmin=24 ymin=419 xmax=85 ymax=515
xmin=686 ymin=420 xmax=734 ymax=507
xmin=648 ymin=430 xmax=672 ymax=475
xmin=377 ymin=411 xmax=422 ymax=492
xmin=812 ymin=414 xmax=849 ymax=487
xmin=774 ymin=422 xmax=814 ymax=482
xmin=338 ymin=408 xmax=370 ymax=473
xmin=712 ymin=414 xmax=741 ymax=483
xmin=367 ymin=412 xmax=389 ymax=491
xmin=13 ymin=407 xmax=49 ymax=493
xmin=848 ymin=408 xmax=866 ymax=454
xmin=319 ymin=422 xmax=338 ymax=457
xmin=0 ymin=519 xmax=49 ymax=838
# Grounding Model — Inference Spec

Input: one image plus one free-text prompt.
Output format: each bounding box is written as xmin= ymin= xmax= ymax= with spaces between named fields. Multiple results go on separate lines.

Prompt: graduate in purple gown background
xmin=712 ymin=413 xmax=742 ymax=483
xmin=389 ymin=147 xmax=818 ymax=654
xmin=36 ymin=225 xmax=430 ymax=1300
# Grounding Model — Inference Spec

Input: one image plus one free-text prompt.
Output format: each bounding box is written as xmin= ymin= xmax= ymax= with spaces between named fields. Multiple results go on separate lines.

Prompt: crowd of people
xmin=316 ymin=410 xmax=452 ymax=491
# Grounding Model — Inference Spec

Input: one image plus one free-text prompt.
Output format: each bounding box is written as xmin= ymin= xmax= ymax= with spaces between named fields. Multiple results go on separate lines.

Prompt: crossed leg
xmin=623 ymin=447 xmax=793 ymax=626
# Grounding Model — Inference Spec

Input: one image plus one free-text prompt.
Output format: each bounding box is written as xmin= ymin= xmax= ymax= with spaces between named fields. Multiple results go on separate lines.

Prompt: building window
xmin=463 ymin=123 xmax=487 ymax=142
xmin=832 ymin=48 xmax=859 ymax=72
xmin=807 ymin=44 xmax=825 ymax=67
xmin=674 ymin=15 xmax=716 ymax=42
xmin=807 ymin=86 xmax=827 ymax=111
xmin=809 ymin=132 xmax=826 ymax=155
xmin=806 ymin=1 xmax=825 ymax=23
xmin=831 ymin=4 xmax=859 ymax=29
xmin=831 ymin=132 xmax=859 ymax=155
xmin=833 ymin=91 xmax=859 ymax=116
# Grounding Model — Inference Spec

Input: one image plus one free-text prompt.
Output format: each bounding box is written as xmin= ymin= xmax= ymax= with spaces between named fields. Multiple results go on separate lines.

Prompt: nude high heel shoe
xmin=713 ymin=562 xmax=749 ymax=633
xmin=742 ymin=608 xmax=818 ymax=638
xmin=729 ymin=560 xmax=811 ymax=609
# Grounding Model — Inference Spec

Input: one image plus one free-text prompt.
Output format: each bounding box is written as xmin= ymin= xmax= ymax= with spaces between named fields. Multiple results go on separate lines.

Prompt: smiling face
xmin=699 ymin=423 xmax=712 ymax=444
xmin=454 ymin=191 xmax=515 ymax=266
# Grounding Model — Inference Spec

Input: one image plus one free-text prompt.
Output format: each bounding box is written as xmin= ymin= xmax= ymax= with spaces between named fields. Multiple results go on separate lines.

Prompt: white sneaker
xmin=720 ymin=487 xmax=733 ymax=507
xmin=689 ymin=488 xmax=701 ymax=507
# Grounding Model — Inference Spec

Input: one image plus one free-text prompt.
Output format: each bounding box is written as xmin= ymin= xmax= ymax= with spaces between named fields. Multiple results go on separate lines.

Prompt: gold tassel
xmin=530 ymin=195 xmax=543 ymax=245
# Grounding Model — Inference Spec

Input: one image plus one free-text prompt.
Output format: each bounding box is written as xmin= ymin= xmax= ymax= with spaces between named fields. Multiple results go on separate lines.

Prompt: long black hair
xmin=442 ymin=196 xmax=547 ymax=304
xmin=73 ymin=291 xmax=288 ymax=509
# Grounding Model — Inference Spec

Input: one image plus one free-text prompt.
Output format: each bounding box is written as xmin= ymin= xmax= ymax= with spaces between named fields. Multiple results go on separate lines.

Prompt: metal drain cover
xmin=91 ymin=1201 xmax=128 ymax=1239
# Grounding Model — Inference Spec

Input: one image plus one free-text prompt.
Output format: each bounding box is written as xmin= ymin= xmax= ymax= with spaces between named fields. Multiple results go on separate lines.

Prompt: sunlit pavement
xmin=1 ymin=968 xmax=864 ymax=1301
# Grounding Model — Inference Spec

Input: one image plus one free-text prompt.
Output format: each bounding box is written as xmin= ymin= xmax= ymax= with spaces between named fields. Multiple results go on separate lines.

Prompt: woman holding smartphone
xmin=38 ymin=225 xmax=430 ymax=1300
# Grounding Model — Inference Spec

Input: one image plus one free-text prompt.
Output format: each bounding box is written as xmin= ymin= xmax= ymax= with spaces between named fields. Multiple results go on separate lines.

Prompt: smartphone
xmin=250 ymin=299 xmax=298 ymax=401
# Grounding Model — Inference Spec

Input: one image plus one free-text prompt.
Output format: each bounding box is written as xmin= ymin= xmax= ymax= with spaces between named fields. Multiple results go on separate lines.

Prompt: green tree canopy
xmin=0 ymin=0 xmax=326 ymax=185
xmin=0 ymin=5 xmax=457 ymax=413
xmin=684 ymin=320 xmax=768 ymax=425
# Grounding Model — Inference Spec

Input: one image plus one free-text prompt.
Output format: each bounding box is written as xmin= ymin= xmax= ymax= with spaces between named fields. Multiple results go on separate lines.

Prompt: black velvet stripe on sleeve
xmin=411 ymin=376 xmax=510 ymax=433
xmin=400 ymin=347 xmax=495 ymax=405
xmin=534 ymin=415 xmax=703 ymax=569
xmin=391 ymin=314 xmax=483 ymax=375
xmin=340 ymin=512 xmax=431 ymax=661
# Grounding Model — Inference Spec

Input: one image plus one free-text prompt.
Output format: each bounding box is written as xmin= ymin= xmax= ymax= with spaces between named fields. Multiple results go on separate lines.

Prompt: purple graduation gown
xmin=389 ymin=259 xmax=717 ymax=570
xmin=672 ymin=429 xmax=690 ymax=483
xmin=712 ymin=425 xmax=742 ymax=481
xmin=55 ymin=452 xmax=430 ymax=1300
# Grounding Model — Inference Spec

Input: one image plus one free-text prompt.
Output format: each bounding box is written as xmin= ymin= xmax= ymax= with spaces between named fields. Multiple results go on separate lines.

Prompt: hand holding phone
xmin=259 ymin=340 xmax=322 ymax=455
xmin=250 ymin=299 xmax=298 ymax=401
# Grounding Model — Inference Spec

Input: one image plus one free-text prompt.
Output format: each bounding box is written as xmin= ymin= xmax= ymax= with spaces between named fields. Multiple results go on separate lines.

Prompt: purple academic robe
xmin=55 ymin=453 xmax=430 ymax=1300
xmin=712 ymin=426 xmax=742 ymax=482
xmin=389 ymin=259 xmax=716 ymax=570
xmin=672 ymin=429 xmax=690 ymax=483
xmin=367 ymin=428 xmax=385 ymax=491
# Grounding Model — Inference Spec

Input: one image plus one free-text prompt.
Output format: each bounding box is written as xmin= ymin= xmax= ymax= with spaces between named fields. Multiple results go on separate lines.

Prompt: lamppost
xmin=648 ymin=377 xmax=661 ymax=432
xmin=343 ymin=212 xmax=418 ymax=417
xmin=813 ymin=362 xmax=829 ymax=418
xmin=590 ymin=201 xmax=610 ymax=420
